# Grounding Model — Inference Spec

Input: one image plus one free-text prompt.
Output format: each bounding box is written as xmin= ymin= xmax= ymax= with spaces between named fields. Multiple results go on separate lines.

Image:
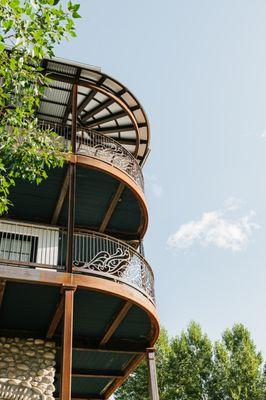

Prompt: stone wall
xmin=0 ymin=337 xmax=56 ymax=400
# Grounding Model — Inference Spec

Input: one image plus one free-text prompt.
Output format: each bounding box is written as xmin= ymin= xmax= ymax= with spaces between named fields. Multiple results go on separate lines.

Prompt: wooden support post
xmin=66 ymin=164 xmax=76 ymax=273
xmin=71 ymin=83 xmax=78 ymax=154
xmin=60 ymin=286 xmax=76 ymax=400
xmin=146 ymin=348 xmax=159 ymax=400
xmin=66 ymin=82 xmax=78 ymax=273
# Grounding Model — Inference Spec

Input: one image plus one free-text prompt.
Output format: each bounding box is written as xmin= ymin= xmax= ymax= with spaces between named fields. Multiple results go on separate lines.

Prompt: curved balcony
xmin=38 ymin=122 xmax=144 ymax=192
xmin=0 ymin=219 xmax=155 ymax=304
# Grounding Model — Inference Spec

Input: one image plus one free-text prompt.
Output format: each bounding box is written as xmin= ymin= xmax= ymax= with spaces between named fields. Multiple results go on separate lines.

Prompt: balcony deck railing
xmin=38 ymin=121 xmax=144 ymax=192
xmin=0 ymin=220 xmax=155 ymax=303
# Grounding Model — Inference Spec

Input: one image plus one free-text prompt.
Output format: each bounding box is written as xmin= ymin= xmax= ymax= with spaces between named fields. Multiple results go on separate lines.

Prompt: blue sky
xmin=58 ymin=1 xmax=266 ymax=354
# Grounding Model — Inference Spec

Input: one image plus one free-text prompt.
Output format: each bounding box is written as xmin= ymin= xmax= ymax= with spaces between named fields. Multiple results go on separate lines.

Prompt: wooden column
xmin=66 ymin=82 xmax=78 ymax=273
xmin=60 ymin=286 xmax=76 ymax=400
xmin=146 ymin=348 xmax=159 ymax=400
xmin=66 ymin=163 xmax=76 ymax=273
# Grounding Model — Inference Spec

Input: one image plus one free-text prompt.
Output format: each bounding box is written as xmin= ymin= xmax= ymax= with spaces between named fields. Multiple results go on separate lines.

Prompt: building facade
xmin=0 ymin=58 xmax=159 ymax=399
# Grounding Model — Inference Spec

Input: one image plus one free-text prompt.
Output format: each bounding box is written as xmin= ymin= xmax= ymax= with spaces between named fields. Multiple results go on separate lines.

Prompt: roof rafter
xmin=56 ymin=369 xmax=124 ymax=379
xmin=95 ymin=123 xmax=146 ymax=134
xmin=81 ymin=89 xmax=126 ymax=123
xmin=82 ymin=105 xmax=139 ymax=129
xmin=100 ymin=301 xmax=132 ymax=347
xmin=77 ymin=76 xmax=106 ymax=114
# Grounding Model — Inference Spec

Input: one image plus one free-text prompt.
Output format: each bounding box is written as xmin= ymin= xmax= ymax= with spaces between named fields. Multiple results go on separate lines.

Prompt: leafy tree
xmin=115 ymin=322 xmax=266 ymax=400
xmin=115 ymin=327 xmax=171 ymax=400
xmin=210 ymin=324 xmax=266 ymax=400
xmin=0 ymin=0 xmax=81 ymax=214
xmin=164 ymin=322 xmax=213 ymax=400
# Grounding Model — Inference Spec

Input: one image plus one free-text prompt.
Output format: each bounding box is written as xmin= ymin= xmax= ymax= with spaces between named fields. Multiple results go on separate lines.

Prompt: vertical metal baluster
xmin=73 ymin=233 xmax=76 ymax=263
xmin=93 ymin=232 xmax=95 ymax=260
xmin=82 ymin=233 xmax=84 ymax=263
xmin=0 ymin=229 xmax=2 ymax=259
xmin=44 ymin=225 xmax=48 ymax=266
xmin=89 ymin=233 xmax=92 ymax=262
xmin=51 ymin=229 xmax=54 ymax=267
xmin=47 ymin=228 xmax=51 ymax=267
xmin=86 ymin=233 xmax=88 ymax=262
xmin=2 ymin=224 xmax=7 ymax=260
xmin=31 ymin=225 xmax=34 ymax=264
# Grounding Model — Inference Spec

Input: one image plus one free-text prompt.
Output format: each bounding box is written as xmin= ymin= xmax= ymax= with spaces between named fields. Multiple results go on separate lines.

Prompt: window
xmin=0 ymin=232 xmax=38 ymax=263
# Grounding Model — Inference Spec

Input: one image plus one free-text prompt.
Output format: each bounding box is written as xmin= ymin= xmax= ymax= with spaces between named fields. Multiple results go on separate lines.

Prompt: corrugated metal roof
xmin=37 ymin=57 xmax=150 ymax=162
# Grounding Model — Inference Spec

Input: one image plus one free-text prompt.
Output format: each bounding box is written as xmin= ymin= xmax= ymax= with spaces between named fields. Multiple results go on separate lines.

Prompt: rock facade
xmin=0 ymin=337 xmax=56 ymax=400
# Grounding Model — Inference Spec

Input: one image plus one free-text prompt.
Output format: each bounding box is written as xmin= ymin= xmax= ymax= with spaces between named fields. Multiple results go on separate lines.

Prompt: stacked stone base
xmin=0 ymin=337 xmax=56 ymax=400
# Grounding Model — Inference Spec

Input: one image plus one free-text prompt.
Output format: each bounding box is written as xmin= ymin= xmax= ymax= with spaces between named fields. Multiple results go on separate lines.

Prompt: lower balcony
xmin=0 ymin=219 xmax=155 ymax=304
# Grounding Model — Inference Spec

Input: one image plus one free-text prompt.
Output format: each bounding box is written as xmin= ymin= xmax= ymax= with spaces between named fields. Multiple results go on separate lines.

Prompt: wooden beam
xmin=46 ymin=295 xmax=64 ymax=339
xmin=82 ymin=106 xmax=139 ymax=129
xmin=0 ymin=280 xmax=6 ymax=308
xmin=57 ymin=340 xmax=145 ymax=354
xmin=51 ymin=167 xmax=70 ymax=224
xmin=56 ymin=368 xmax=123 ymax=379
xmin=147 ymin=348 xmax=159 ymax=400
xmin=99 ymin=183 xmax=125 ymax=233
xmin=40 ymin=98 xmax=68 ymax=106
xmin=66 ymin=83 xmax=77 ymax=274
xmin=94 ymin=123 xmax=146 ymax=134
xmin=0 ymin=328 xmax=145 ymax=353
xmin=81 ymin=89 xmax=126 ymax=123
xmin=77 ymin=76 xmax=106 ymax=114
xmin=60 ymin=286 xmax=76 ymax=400
xmin=100 ymin=301 xmax=132 ymax=346
xmin=104 ymin=354 xmax=144 ymax=399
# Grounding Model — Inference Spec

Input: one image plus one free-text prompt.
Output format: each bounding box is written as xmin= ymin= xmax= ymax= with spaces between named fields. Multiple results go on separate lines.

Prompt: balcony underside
xmin=7 ymin=162 xmax=148 ymax=240
xmin=0 ymin=266 xmax=159 ymax=399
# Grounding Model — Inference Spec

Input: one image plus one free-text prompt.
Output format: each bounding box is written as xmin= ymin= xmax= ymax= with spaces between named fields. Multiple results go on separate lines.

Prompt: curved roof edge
xmin=37 ymin=56 xmax=150 ymax=163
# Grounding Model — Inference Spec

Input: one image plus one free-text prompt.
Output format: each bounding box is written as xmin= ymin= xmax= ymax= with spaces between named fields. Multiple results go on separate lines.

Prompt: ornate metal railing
xmin=38 ymin=121 xmax=144 ymax=192
xmin=0 ymin=220 xmax=155 ymax=303
xmin=72 ymin=230 xmax=155 ymax=303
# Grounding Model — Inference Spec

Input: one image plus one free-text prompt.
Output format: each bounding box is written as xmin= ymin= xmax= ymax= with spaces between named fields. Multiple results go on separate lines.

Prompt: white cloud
xmin=223 ymin=197 xmax=244 ymax=211
xmin=167 ymin=199 xmax=259 ymax=252
xmin=146 ymin=174 xmax=163 ymax=198
xmin=260 ymin=132 xmax=266 ymax=138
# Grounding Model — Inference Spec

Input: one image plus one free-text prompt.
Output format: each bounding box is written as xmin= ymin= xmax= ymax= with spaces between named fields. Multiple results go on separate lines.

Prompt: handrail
xmin=38 ymin=121 xmax=144 ymax=192
xmin=0 ymin=220 xmax=155 ymax=303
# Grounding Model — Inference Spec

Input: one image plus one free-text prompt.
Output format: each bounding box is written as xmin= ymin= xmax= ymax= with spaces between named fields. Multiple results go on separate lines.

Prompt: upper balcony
xmin=38 ymin=121 xmax=144 ymax=193
xmin=6 ymin=58 xmax=151 ymax=239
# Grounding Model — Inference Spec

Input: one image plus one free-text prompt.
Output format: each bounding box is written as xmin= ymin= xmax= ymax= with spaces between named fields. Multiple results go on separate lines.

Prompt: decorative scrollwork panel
xmin=73 ymin=235 xmax=155 ymax=303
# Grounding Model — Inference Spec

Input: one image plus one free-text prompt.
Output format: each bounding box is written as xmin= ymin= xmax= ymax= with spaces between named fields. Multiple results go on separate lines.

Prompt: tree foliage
xmin=115 ymin=322 xmax=266 ymax=400
xmin=210 ymin=324 xmax=266 ymax=400
xmin=0 ymin=0 xmax=81 ymax=214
